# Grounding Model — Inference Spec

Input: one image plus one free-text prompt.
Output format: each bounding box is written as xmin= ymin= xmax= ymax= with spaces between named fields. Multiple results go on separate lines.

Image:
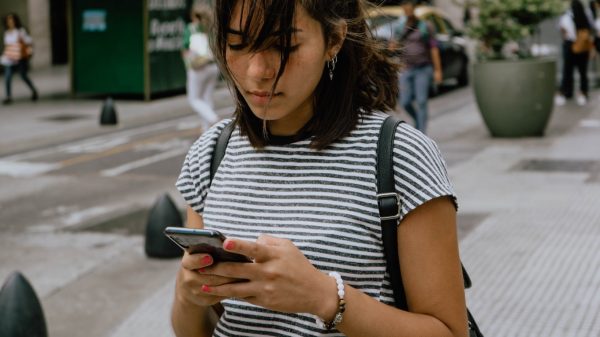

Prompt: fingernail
xmin=198 ymin=268 xmax=205 ymax=273
xmin=201 ymin=255 xmax=212 ymax=265
xmin=224 ymin=240 xmax=235 ymax=250
xmin=201 ymin=285 xmax=211 ymax=293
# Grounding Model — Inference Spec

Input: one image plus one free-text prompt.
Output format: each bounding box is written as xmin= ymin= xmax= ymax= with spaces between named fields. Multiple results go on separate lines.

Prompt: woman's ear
xmin=328 ymin=20 xmax=348 ymax=59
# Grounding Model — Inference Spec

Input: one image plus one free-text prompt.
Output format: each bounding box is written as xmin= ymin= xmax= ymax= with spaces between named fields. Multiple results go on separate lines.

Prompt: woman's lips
xmin=248 ymin=90 xmax=282 ymax=105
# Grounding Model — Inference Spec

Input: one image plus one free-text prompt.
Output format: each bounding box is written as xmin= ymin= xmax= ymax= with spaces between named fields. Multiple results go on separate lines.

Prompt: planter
xmin=473 ymin=58 xmax=556 ymax=137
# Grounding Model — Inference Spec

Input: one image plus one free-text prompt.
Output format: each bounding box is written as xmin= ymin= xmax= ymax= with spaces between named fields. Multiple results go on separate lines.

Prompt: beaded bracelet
xmin=315 ymin=271 xmax=346 ymax=330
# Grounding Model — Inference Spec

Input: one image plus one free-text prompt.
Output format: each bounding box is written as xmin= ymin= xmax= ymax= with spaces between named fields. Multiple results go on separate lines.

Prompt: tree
xmin=467 ymin=0 xmax=565 ymax=60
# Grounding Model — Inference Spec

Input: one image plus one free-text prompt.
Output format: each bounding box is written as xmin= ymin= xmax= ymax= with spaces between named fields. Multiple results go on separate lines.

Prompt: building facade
xmin=1 ymin=0 xmax=465 ymax=70
xmin=1 ymin=0 xmax=67 ymax=69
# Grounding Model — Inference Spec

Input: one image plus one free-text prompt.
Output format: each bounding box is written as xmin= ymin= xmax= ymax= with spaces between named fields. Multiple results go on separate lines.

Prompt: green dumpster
xmin=69 ymin=0 xmax=192 ymax=100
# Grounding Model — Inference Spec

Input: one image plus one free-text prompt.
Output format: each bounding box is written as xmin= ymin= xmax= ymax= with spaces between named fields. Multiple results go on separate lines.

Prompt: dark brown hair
xmin=3 ymin=13 xmax=24 ymax=30
xmin=213 ymin=0 xmax=399 ymax=149
xmin=572 ymin=0 xmax=591 ymax=30
xmin=192 ymin=2 xmax=212 ymax=26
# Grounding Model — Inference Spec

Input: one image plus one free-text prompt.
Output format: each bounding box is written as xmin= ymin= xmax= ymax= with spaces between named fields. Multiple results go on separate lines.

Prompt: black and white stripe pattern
xmin=176 ymin=112 xmax=456 ymax=337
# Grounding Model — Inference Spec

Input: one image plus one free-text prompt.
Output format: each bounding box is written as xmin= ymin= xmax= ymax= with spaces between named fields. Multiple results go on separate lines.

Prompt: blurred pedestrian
xmin=555 ymin=0 xmax=594 ymax=106
xmin=390 ymin=0 xmax=442 ymax=133
xmin=171 ymin=0 xmax=468 ymax=336
xmin=182 ymin=2 xmax=220 ymax=130
xmin=462 ymin=5 xmax=472 ymax=26
xmin=1 ymin=13 xmax=38 ymax=105
xmin=591 ymin=0 xmax=600 ymax=52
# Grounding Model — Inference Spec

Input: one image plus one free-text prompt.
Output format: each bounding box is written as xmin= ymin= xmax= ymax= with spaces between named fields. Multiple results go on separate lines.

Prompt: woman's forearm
xmin=171 ymin=292 xmax=216 ymax=337
xmin=337 ymin=286 xmax=462 ymax=337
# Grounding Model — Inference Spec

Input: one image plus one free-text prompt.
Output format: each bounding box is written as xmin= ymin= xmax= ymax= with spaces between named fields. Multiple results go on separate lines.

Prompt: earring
xmin=328 ymin=55 xmax=338 ymax=80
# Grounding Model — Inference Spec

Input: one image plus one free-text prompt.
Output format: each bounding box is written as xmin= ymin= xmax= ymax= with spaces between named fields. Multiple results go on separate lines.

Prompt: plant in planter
xmin=464 ymin=0 xmax=566 ymax=137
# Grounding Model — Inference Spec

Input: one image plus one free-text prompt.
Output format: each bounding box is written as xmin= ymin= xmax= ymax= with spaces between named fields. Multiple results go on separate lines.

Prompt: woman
xmin=556 ymin=0 xmax=594 ymax=106
xmin=172 ymin=1 xmax=468 ymax=336
xmin=592 ymin=0 xmax=600 ymax=52
xmin=182 ymin=2 xmax=221 ymax=130
xmin=1 ymin=13 xmax=38 ymax=105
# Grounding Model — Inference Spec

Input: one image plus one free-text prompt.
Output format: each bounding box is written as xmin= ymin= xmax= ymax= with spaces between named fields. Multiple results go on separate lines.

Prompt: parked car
xmin=368 ymin=5 xmax=470 ymax=87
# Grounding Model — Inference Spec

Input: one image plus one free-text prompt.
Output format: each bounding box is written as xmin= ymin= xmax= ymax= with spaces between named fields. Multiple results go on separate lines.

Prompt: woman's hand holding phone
xmin=165 ymin=227 xmax=253 ymax=307
xmin=197 ymin=235 xmax=338 ymax=319
xmin=176 ymin=251 xmax=243 ymax=307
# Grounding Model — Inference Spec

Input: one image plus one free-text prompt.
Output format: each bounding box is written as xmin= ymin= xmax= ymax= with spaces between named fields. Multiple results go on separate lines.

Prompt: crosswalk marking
xmin=0 ymin=160 xmax=59 ymax=177
xmin=101 ymin=148 xmax=189 ymax=177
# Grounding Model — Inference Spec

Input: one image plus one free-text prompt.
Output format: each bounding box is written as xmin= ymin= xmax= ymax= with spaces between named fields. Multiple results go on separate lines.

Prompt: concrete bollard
xmin=145 ymin=193 xmax=184 ymax=258
xmin=0 ymin=271 xmax=48 ymax=337
xmin=100 ymin=96 xmax=118 ymax=125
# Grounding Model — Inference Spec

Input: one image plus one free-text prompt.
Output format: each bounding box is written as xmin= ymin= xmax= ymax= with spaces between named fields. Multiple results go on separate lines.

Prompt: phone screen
xmin=163 ymin=227 xmax=251 ymax=263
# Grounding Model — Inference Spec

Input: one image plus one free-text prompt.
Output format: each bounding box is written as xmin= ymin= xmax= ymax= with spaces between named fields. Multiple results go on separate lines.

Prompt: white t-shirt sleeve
xmin=559 ymin=13 xmax=577 ymax=41
xmin=19 ymin=28 xmax=33 ymax=44
xmin=176 ymin=120 xmax=233 ymax=214
xmin=393 ymin=124 xmax=457 ymax=219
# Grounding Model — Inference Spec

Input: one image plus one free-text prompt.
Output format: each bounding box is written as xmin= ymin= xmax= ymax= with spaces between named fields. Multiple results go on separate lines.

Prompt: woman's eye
xmin=228 ymin=43 xmax=248 ymax=51
xmin=273 ymin=45 xmax=300 ymax=53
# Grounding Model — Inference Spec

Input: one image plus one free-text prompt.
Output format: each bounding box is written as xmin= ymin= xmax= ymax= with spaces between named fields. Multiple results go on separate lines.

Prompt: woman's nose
xmin=246 ymin=50 xmax=277 ymax=81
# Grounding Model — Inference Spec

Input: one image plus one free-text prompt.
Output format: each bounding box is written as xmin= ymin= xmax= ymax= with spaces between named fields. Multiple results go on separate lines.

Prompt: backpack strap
xmin=376 ymin=116 xmax=483 ymax=336
xmin=209 ymin=120 xmax=236 ymax=184
xmin=376 ymin=116 xmax=407 ymax=309
xmin=204 ymin=120 xmax=235 ymax=319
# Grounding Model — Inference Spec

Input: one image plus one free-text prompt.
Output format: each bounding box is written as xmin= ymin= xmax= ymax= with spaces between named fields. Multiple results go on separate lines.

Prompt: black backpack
xmin=210 ymin=116 xmax=483 ymax=336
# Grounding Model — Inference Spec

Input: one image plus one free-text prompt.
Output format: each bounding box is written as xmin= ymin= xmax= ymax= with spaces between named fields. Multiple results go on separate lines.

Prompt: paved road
xmin=0 ymin=115 xmax=204 ymax=232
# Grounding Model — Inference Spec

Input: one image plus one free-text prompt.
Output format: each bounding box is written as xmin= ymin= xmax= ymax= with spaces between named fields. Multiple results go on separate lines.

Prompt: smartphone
xmin=163 ymin=227 xmax=252 ymax=263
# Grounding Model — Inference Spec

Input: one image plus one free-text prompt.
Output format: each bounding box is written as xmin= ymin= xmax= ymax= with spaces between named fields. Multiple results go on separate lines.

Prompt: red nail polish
xmin=201 ymin=255 xmax=212 ymax=265
xmin=225 ymin=241 xmax=235 ymax=250
xmin=198 ymin=268 xmax=205 ymax=273
xmin=201 ymin=285 xmax=211 ymax=293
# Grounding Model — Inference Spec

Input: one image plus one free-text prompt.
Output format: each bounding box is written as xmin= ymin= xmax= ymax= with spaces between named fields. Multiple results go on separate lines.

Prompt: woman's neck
xmin=268 ymin=111 xmax=313 ymax=136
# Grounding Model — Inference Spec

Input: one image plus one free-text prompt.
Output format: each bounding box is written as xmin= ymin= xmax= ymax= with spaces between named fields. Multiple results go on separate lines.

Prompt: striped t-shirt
xmin=176 ymin=112 xmax=457 ymax=337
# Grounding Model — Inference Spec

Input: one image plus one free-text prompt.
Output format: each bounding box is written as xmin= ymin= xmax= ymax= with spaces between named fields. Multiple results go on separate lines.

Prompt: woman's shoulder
xmin=16 ymin=27 xmax=32 ymax=41
xmin=354 ymin=113 xmax=444 ymax=164
xmin=396 ymin=122 xmax=435 ymax=146
xmin=359 ymin=112 xmax=436 ymax=144
xmin=186 ymin=119 xmax=235 ymax=158
xmin=362 ymin=112 xmax=446 ymax=166
xmin=205 ymin=118 xmax=235 ymax=138
xmin=560 ymin=12 xmax=573 ymax=25
xmin=360 ymin=113 xmax=456 ymax=215
xmin=393 ymin=122 xmax=446 ymax=167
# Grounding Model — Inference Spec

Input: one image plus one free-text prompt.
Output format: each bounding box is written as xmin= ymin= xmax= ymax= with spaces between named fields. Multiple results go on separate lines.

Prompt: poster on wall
xmin=147 ymin=0 xmax=189 ymax=93
xmin=82 ymin=9 xmax=107 ymax=32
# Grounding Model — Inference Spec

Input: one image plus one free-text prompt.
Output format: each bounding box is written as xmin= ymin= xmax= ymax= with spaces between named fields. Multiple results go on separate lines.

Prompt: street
xmin=0 ymin=115 xmax=202 ymax=232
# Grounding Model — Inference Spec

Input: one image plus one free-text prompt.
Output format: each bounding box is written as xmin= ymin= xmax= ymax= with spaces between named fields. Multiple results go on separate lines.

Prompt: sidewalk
xmin=450 ymin=98 xmax=600 ymax=337
xmin=0 ymin=65 xmax=233 ymax=156
xmin=437 ymin=96 xmax=600 ymax=336
xmin=2 ymin=65 xmax=600 ymax=337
